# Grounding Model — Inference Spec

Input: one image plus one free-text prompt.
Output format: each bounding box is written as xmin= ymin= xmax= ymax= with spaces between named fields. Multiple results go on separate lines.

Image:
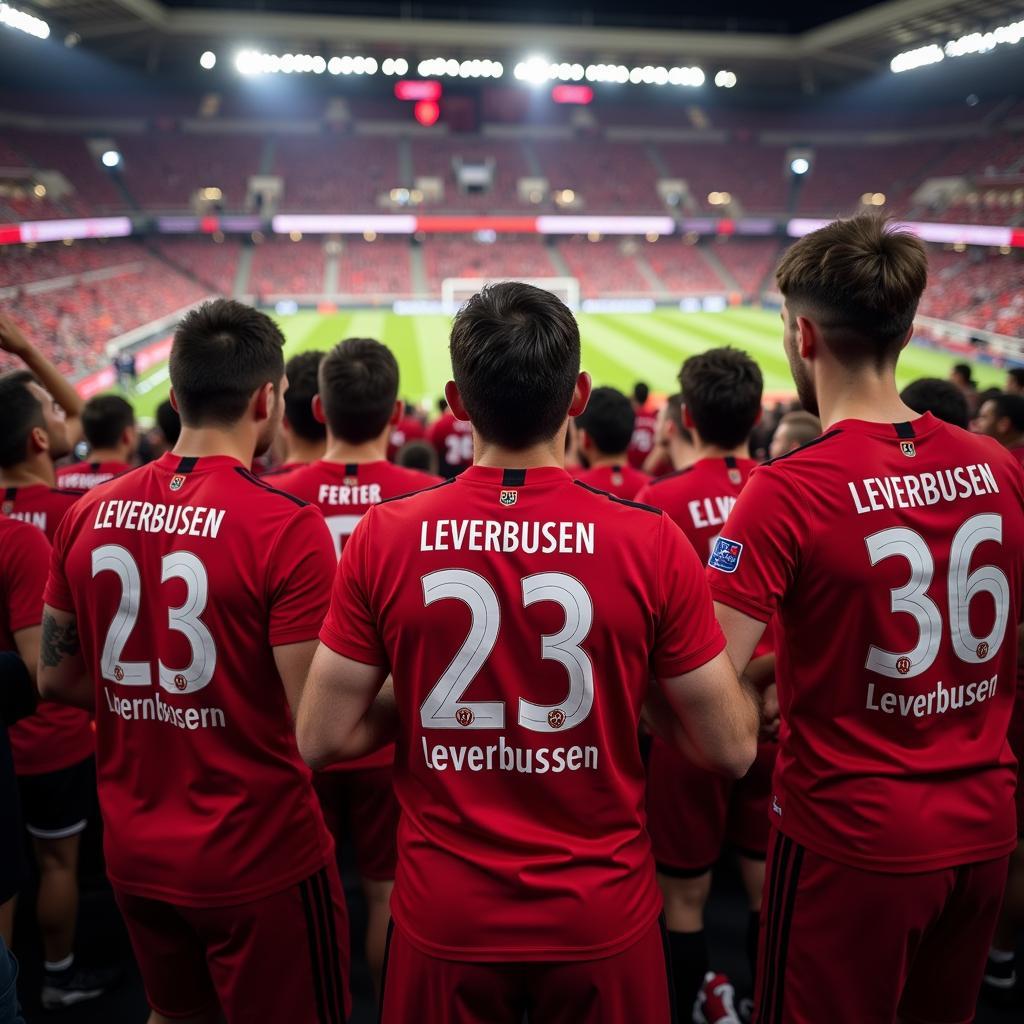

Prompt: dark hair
xmin=319 ymin=337 xmax=399 ymax=444
xmin=155 ymin=399 xmax=181 ymax=445
xmin=0 ymin=370 xmax=42 ymax=469
xmin=662 ymin=393 xmax=691 ymax=444
xmin=396 ymin=439 xmax=439 ymax=475
xmin=575 ymin=387 xmax=635 ymax=456
xmin=678 ymin=347 xmax=763 ymax=449
xmin=900 ymin=378 xmax=969 ymax=429
xmin=283 ymin=351 xmax=326 ymax=442
xmin=82 ymin=394 xmax=135 ymax=450
xmin=984 ymin=392 xmax=1024 ymax=433
xmin=774 ymin=410 xmax=822 ymax=447
xmin=1007 ymin=368 xmax=1024 ymax=389
xmin=633 ymin=382 xmax=649 ymax=406
xmin=776 ymin=214 xmax=928 ymax=368
xmin=952 ymin=363 xmax=974 ymax=385
xmin=170 ymin=299 xmax=285 ymax=427
xmin=450 ymin=282 xmax=580 ymax=449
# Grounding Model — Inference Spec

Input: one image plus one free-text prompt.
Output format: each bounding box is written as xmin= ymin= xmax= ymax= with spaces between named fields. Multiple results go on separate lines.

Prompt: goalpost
xmin=442 ymin=277 xmax=580 ymax=313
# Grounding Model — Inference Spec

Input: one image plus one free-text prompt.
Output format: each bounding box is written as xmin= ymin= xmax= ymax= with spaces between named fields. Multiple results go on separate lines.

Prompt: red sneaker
xmin=693 ymin=971 xmax=743 ymax=1024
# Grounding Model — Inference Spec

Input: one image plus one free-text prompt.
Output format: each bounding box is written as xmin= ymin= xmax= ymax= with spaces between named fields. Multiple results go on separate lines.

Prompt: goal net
xmin=442 ymin=277 xmax=580 ymax=314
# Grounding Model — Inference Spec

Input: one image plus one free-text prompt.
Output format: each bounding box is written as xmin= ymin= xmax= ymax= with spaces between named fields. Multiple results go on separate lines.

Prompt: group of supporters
xmin=0 ymin=212 xmax=1022 ymax=1024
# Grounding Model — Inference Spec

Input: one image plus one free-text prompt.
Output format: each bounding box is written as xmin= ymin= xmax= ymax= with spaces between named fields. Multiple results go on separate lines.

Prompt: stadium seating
xmin=644 ymin=239 xmax=728 ymax=295
xmin=154 ymin=237 xmax=241 ymax=295
xmin=555 ymin=238 xmax=652 ymax=297
xmin=410 ymin=137 xmax=530 ymax=211
xmin=249 ymin=239 xmax=326 ymax=296
xmin=337 ymin=238 xmax=413 ymax=296
xmin=0 ymin=239 xmax=144 ymax=288
xmin=421 ymin=236 xmax=557 ymax=289
xmin=533 ymin=139 xmax=664 ymax=212
xmin=710 ymin=238 xmax=781 ymax=296
xmin=919 ymin=249 xmax=1024 ymax=338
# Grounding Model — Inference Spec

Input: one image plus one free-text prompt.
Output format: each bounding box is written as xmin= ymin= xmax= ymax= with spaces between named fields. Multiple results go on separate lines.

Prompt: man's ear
xmin=28 ymin=425 xmax=49 ymax=457
xmin=169 ymin=388 xmax=179 ymax=413
xmin=568 ymin=372 xmax=592 ymax=418
xmin=390 ymin=400 xmax=403 ymax=426
xmin=445 ymin=381 xmax=471 ymax=422
xmin=253 ymin=381 xmax=275 ymax=422
xmin=796 ymin=315 xmax=819 ymax=360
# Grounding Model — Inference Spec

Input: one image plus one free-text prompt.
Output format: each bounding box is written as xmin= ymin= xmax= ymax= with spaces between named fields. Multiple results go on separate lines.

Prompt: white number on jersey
xmin=419 ymin=569 xmax=595 ymax=733
xmin=865 ymin=513 xmax=1009 ymax=679
xmin=444 ymin=432 xmax=474 ymax=466
xmin=324 ymin=515 xmax=362 ymax=560
xmin=92 ymin=544 xmax=217 ymax=694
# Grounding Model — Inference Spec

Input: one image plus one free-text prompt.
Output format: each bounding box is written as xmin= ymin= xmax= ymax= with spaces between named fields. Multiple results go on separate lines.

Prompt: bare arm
xmin=714 ymin=601 xmax=768 ymax=679
xmin=0 ymin=313 xmax=84 ymax=441
xmin=296 ymin=643 xmax=393 ymax=770
xmin=273 ymin=638 xmax=321 ymax=719
xmin=37 ymin=605 xmax=93 ymax=709
xmin=648 ymin=648 xmax=760 ymax=778
xmin=14 ymin=624 xmax=41 ymax=686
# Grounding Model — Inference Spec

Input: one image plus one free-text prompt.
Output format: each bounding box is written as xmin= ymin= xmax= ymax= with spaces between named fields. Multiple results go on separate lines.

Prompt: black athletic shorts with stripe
xmin=114 ymin=863 xmax=350 ymax=1022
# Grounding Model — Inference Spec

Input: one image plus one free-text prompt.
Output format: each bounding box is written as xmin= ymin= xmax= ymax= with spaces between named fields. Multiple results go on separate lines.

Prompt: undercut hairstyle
xmin=900 ymin=378 xmax=970 ymax=429
xmin=319 ymin=337 xmax=399 ymax=444
xmin=155 ymin=399 xmax=181 ymax=445
xmin=776 ymin=214 xmax=928 ymax=369
xmin=169 ymin=299 xmax=286 ymax=427
xmin=82 ymin=394 xmax=135 ymax=451
xmin=987 ymin=392 xmax=1024 ymax=433
xmin=0 ymin=370 xmax=43 ymax=468
xmin=775 ymin=410 xmax=822 ymax=447
xmin=575 ymin=387 xmax=635 ymax=457
xmin=678 ymin=347 xmax=763 ymax=449
xmin=1007 ymin=368 xmax=1024 ymax=389
xmin=450 ymin=282 xmax=580 ymax=450
xmin=633 ymin=382 xmax=649 ymax=406
xmin=283 ymin=351 xmax=326 ymax=442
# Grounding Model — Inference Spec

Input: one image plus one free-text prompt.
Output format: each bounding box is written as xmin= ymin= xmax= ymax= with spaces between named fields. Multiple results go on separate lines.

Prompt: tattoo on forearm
xmin=40 ymin=613 xmax=80 ymax=668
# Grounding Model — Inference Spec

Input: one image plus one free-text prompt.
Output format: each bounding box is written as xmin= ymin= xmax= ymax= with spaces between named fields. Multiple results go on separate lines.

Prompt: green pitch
xmin=124 ymin=307 xmax=1004 ymax=420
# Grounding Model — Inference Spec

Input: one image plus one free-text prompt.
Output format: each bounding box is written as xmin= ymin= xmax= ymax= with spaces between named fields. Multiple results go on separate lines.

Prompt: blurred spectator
xmin=396 ymin=440 xmax=440 ymax=477
xmin=900 ymin=378 xmax=970 ymax=429
xmin=1005 ymin=368 xmax=1024 ymax=395
xmin=973 ymin=392 xmax=1024 ymax=466
xmin=768 ymin=410 xmax=823 ymax=458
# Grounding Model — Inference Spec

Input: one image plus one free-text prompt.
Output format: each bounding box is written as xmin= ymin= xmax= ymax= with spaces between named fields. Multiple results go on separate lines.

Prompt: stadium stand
xmin=410 ymin=137 xmax=530 ymax=211
xmin=249 ymin=238 xmax=326 ymax=296
xmin=555 ymin=237 xmax=652 ymax=297
xmin=533 ymin=139 xmax=664 ymax=212
xmin=153 ymin=237 xmax=241 ymax=295
xmin=421 ymin=235 xmax=556 ymax=289
xmin=644 ymin=239 xmax=730 ymax=295
xmin=337 ymin=237 xmax=414 ymax=297
xmin=710 ymin=238 xmax=781 ymax=296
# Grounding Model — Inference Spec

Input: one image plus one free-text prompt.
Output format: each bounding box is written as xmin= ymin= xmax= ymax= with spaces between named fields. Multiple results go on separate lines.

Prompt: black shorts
xmin=0 ymin=730 xmax=25 ymax=904
xmin=17 ymin=756 xmax=94 ymax=842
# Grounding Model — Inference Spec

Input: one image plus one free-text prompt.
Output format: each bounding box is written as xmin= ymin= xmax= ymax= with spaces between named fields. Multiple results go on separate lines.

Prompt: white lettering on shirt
xmin=92 ymin=500 xmax=226 ymax=539
xmin=848 ymin=463 xmax=998 ymax=514
xmin=420 ymin=520 xmax=595 ymax=555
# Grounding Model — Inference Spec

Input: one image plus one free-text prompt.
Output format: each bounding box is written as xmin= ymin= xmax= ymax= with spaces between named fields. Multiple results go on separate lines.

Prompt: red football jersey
xmin=279 ymin=457 xmax=442 ymax=771
xmin=320 ymin=465 xmax=725 ymax=960
xmin=709 ymin=414 xmax=1024 ymax=872
xmin=2 ymin=484 xmax=93 ymax=775
xmin=257 ymin=459 xmax=305 ymax=480
xmin=44 ymin=452 xmax=336 ymax=905
xmin=56 ymin=460 xmax=133 ymax=491
xmin=1008 ymin=443 xmax=1024 ymax=469
xmin=627 ymin=409 xmax=658 ymax=469
xmin=573 ymin=463 xmax=650 ymax=501
xmin=636 ymin=457 xmax=759 ymax=563
xmin=428 ymin=412 xmax=474 ymax=476
xmin=388 ymin=416 xmax=427 ymax=461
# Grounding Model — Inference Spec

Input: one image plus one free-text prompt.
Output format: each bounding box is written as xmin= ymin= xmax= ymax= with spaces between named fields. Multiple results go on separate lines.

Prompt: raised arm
xmin=37 ymin=605 xmax=93 ymax=710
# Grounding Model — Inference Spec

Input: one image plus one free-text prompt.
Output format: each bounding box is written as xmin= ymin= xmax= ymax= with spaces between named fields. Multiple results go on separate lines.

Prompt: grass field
xmin=125 ymin=307 xmax=1004 ymax=419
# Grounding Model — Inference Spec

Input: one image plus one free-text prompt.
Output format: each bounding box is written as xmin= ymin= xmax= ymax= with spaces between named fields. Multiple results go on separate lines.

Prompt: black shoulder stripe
xmin=648 ymin=466 xmax=694 ymax=486
xmin=52 ymin=487 xmax=86 ymax=496
xmin=573 ymin=479 xmax=662 ymax=514
xmin=175 ymin=455 xmax=199 ymax=474
xmin=763 ymin=429 xmax=842 ymax=466
xmin=233 ymin=466 xmax=308 ymax=507
xmin=4 ymin=487 xmax=15 ymax=502
xmin=378 ymin=477 xmax=456 ymax=505
xmin=502 ymin=468 xmax=527 ymax=487
xmin=894 ymin=421 xmax=915 ymax=439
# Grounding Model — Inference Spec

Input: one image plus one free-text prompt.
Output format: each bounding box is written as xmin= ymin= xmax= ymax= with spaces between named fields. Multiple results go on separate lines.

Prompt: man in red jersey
xmin=975 ymin=392 xmax=1024 ymax=468
xmin=709 ymin=215 xmax=1024 ymax=1024
xmin=260 ymin=351 xmax=326 ymax=480
xmin=627 ymin=381 xmax=658 ymax=470
xmin=573 ymin=386 xmax=650 ymax=499
xmin=38 ymin=299 xmax=349 ymax=1024
xmin=766 ymin=409 xmax=821 ymax=460
xmin=387 ymin=401 xmax=427 ymax=462
xmin=429 ymin=397 xmax=474 ymax=477
xmin=644 ymin=393 xmax=695 ymax=476
xmin=281 ymin=336 xmax=441 ymax=990
xmin=297 ymin=281 xmax=759 ymax=1024
xmin=636 ymin=347 xmax=769 ymax=1018
xmin=57 ymin=394 xmax=136 ymax=490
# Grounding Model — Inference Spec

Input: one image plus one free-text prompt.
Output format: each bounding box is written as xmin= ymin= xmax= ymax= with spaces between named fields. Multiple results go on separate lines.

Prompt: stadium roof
xmin=16 ymin=0 xmax=1024 ymax=91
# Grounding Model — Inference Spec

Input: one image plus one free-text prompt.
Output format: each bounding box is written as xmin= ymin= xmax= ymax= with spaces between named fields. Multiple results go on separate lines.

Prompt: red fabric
xmin=56 ymin=460 xmax=132 ymax=491
xmin=573 ymin=463 xmax=650 ymax=500
xmin=381 ymin=917 xmax=672 ymax=1024
xmin=754 ymin=829 xmax=1007 ymax=1024
xmin=1 ymin=490 xmax=94 ymax=775
xmin=428 ymin=412 xmax=474 ymax=474
xmin=44 ymin=452 xmax=336 ymax=904
xmin=314 ymin=766 xmax=398 ymax=881
xmin=320 ymin=465 xmax=724 ymax=961
xmin=627 ymin=410 xmax=658 ymax=469
xmin=388 ymin=415 xmax=427 ymax=461
xmin=710 ymin=414 xmax=1024 ymax=872
xmin=115 ymin=864 xmax=350 ymax=1023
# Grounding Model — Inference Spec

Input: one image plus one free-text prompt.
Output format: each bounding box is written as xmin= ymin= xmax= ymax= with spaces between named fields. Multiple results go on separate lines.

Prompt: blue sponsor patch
xmin=709 ymin=536 xmax=743 ymax=574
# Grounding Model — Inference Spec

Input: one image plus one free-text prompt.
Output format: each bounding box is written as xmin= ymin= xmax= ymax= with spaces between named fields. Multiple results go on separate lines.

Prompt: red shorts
xmin=646 ymin=737 xmax=776 ymax=873
xmin=380 ymin=915 xmax=674 ymax=1024
xmin=754 ymin=828 xmax=1008 ymax=1024
xmin=314 ymin=764 xmax=398 ymax=881
xmin=115 ymin=864 xmax=351 ymax=1023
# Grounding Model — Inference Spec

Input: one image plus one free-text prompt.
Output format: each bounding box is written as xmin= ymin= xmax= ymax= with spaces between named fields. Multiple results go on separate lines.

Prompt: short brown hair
xmin=678 ymin=347 xmax=763 ymax=449
xmin=775 ymin=214 xmax=927 ymax=368
xmin=776 ymin=410 xmax=821 ymax=448
xmin=319 ymin=337 xmax=399 ymax=443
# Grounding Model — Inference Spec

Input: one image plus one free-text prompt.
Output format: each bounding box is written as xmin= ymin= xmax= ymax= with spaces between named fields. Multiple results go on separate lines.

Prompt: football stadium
xmin=1 ymin=1 xmax=1024 ymax=1022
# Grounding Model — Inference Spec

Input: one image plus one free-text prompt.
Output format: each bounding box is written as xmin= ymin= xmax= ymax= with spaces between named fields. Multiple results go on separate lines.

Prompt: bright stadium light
xmin=514 ymin=56 xmax=553 ymax=85
xmin=101 ymin=150 xmax=122 ymax=169
xmin=892 ymin=20 xmax=1024 ymax=73
xmin=714 ymin=69 xmax=737 ymax=88
xmin=200 ymin=50 xmax=216 ymax=70
xmin=790 ymin=157 xmax=810 ymax=176
xmin=0 ymin=3 xmax=50 ymax=40
xmin=236 ymin=49 xmax=378 ymax=76
xmin=890 ymin=44 xmax=944 ymax=73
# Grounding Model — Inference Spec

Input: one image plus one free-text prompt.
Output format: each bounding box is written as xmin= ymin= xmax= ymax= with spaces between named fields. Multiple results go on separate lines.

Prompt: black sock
xmin=667 ymin=929 xmax=709 ymax=1021
xmin=746 ymin=910 xmax=761 ymax=981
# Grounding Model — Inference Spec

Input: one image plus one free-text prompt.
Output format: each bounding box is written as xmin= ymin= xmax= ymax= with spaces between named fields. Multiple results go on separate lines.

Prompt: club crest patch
xmin=728 ymin=468 xmax=742 ymax=485
xmin=709 ymin=536 xmax=744 ymax=574
xmin=900 ymin=440 xmax=916 ymax=458
xmin=499 ymin=489 xmax=518 ymax=507
xmin=169 ymin=474 xmax=186 ymax=492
